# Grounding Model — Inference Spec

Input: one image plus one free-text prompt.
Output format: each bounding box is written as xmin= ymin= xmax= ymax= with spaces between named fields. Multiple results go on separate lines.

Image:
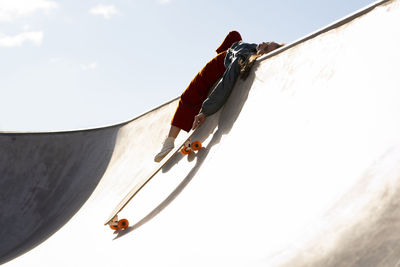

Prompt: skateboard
xmin=104 ymin=130 xmax=202 ymax=231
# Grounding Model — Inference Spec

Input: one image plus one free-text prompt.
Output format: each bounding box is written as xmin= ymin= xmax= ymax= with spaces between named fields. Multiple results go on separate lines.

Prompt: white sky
xmin=0 ymin=0 xmax=377 ymax=132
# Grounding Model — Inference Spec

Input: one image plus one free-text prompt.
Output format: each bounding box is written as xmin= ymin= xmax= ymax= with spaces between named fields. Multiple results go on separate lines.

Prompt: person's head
xmin=239 ymin=41 xmax=284 ymax=80
xmin=256 ymin=42 xmax=284 ymax=55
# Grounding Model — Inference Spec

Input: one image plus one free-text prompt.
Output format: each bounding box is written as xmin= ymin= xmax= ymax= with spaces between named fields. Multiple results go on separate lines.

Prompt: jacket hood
xmin=216 ymin=31 xmax=242 ymax=54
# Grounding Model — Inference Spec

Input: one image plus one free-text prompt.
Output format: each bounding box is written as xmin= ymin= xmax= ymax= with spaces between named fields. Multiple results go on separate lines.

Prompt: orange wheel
xmin=180 ymin=146 xmax=191 ymax=155
xmin=191 ymin=141 xmax=202 ymax=151
xmin=109 ymin=222 xmax=119 ymax=230
xmin=118 ymin=219 xmax=129 ymax=230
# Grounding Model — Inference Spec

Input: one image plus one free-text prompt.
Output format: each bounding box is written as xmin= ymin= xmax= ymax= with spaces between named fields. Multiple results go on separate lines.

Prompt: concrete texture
xmin=0 ymin=128 xmax=120 ymax=263
xmin=2 ymin=0 xmax=400 ymax=266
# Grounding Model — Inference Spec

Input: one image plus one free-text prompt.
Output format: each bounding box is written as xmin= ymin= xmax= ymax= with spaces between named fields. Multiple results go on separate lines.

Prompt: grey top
xmin=200 ymin=41 xmax=258 ymax=116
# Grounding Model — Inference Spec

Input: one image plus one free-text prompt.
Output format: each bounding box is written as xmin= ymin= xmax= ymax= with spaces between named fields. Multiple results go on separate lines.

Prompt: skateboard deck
xmin=104 ymin=129 xmax=201 ymax=227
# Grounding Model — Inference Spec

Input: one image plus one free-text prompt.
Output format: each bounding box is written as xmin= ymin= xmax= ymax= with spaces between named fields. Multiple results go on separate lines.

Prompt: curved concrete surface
xmin=3 ymin=0 xmax=400 ymax=266
xmin=0 ymin=128 xmax=120 ymax=264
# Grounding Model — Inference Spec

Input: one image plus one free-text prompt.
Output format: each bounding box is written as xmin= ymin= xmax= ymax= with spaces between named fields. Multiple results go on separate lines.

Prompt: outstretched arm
xmin=192 ymin=57 xmax=242 ymax=130
xmin=199 ymin=57 xmax=242 ymax=117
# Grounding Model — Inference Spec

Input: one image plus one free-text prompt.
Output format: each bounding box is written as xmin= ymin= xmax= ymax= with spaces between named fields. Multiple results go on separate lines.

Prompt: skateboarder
xmin=191 ymin=41 xmax=283 ymax=130
xmin=154 ymin=32 xmax=283 ymax=162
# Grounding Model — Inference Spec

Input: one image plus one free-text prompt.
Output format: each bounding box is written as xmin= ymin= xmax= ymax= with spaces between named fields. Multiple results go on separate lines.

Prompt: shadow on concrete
xmin=114 ymin=70 xmax=258 ymax=239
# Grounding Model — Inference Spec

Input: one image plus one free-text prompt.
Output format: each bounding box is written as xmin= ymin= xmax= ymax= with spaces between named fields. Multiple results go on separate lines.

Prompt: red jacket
xmin=171 ymin=31 xmax=242 ymax=132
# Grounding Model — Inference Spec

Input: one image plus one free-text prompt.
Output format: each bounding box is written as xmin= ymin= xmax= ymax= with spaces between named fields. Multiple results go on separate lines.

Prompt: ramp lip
xmin=257 ymin=0 xmax=392 ymax=62
xmin=0 ymin=97 xmax=179 ymax=135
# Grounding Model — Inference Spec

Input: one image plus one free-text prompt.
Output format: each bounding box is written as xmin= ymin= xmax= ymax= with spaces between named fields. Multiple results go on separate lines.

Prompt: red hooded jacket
xmin=171 ymin=31 xmax=242 ymax=132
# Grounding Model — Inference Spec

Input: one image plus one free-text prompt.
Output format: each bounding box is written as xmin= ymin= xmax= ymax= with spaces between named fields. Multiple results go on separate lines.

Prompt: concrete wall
xmin=3 ymin=0 xmax=400 ymax=266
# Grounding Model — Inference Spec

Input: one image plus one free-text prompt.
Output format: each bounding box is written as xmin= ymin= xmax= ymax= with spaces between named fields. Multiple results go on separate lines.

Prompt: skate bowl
xmin=2 ymin=0 xmax=400 ymax=266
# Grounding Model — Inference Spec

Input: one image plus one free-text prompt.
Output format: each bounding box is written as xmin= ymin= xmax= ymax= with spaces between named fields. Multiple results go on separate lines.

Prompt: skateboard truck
xmin=180 ymin=140 xmax=202 ymax=155
xmin=108 ymin=215 xmax=129 ymax=231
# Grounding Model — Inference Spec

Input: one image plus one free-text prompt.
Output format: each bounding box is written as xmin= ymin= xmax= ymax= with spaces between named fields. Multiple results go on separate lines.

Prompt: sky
xmin=0 ymin=0 xmax=378 ymax=132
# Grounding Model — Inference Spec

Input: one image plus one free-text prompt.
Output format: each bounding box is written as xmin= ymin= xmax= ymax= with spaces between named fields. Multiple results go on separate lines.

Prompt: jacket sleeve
xmin=199 ymin=57 xmax=241 ymax=117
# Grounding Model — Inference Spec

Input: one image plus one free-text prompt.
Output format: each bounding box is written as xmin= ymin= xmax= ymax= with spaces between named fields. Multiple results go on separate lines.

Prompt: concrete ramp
xmin=2 ymin=0 xmax=400 ymax=266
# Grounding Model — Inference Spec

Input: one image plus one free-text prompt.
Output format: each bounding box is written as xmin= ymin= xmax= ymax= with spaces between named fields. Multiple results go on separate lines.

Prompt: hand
xmin=192 ymin=113 xmax=206 ymax=130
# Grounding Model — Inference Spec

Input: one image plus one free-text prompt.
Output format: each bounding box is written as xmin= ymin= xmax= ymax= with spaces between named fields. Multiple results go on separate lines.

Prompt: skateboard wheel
xmin=109 ymin=223 xmax=119 ymax=230
xmin=191 ymin=141 xmax=202 ymax=151
xmin=181 ymin=147 xmax=191 ymax=155
xmin=118 ymin=219 xmax=129 ymax=230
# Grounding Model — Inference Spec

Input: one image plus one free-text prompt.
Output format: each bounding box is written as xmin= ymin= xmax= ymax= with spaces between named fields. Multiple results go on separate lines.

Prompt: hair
xmin=239 ymin=54 xmax=261 ymax=80
xmin=239 ymin=43 xmax=284 ymax=80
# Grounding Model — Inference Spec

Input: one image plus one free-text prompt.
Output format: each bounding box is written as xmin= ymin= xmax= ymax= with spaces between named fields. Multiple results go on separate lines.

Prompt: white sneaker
xmin=154 ymin=137 xmax=175 ymax=162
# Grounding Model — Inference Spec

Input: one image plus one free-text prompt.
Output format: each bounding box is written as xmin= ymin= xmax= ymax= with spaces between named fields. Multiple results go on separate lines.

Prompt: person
xmin=154 ymin=32 xmax=283 ymax=162
xmin=191 ymin=41 xmax=284 ymax=130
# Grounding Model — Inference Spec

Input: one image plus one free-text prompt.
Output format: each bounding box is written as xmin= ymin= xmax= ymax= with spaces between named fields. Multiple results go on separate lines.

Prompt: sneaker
xmin=154 ymin=137 xmax=175 ymax=162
